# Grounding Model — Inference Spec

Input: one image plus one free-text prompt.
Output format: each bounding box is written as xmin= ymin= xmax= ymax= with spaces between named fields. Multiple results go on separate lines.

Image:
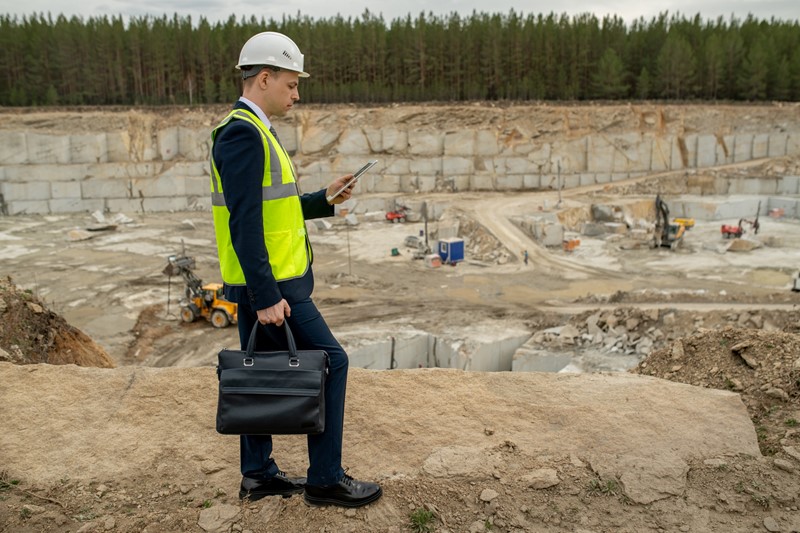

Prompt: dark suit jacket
xmin=212 ymin=100 xmax=333 ymax=309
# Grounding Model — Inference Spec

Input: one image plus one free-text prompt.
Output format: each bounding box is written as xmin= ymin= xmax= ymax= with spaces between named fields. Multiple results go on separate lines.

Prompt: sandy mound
xmin=0 ymin=277 xmax=113 ymax=368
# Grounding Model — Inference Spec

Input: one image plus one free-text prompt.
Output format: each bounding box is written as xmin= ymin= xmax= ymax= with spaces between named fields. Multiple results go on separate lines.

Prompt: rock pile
xmin=633 ymin=326 xmax=800 ymax=460
xmin=0 ymin=277 xmax=113 ymax=368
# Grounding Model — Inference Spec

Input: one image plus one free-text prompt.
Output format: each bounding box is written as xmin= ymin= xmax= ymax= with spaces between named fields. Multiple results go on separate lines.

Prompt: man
xmin=210 ymin=31 xmax=382 ymax=509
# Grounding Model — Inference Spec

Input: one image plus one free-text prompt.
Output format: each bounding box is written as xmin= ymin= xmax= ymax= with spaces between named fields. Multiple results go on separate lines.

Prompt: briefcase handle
xmin=245 ymin=320 xmax=298 ymax=357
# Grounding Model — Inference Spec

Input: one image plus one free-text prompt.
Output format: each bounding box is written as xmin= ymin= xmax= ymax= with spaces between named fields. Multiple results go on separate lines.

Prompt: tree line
xmin=0 ymin=10 xmax=798 ymax=106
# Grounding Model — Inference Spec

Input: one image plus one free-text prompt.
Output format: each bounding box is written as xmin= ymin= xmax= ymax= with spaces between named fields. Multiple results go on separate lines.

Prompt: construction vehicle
xmin=386 ymin=206 xmax=408 ymax=223
xmin=673 ymin=217 xmax=695 ymax=229
xmin=720 ymin=220 xmax=745 ymax=239
xmin=720 ymin=201 xmax=761 ymax=239
xmin=163 ymin=254 xmax=238 ymax=328
xmin=653 ymin=195 xmax=685 ymax=250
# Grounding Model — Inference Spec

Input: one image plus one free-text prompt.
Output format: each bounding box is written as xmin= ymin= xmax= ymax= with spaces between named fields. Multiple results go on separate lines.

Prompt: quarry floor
xmin=0 ymin=183 xmax=798 ymax=371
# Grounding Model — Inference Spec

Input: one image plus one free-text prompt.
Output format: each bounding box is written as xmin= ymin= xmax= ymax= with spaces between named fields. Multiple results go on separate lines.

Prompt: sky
xmin=0 ymin=0 xmax=798 ymax=25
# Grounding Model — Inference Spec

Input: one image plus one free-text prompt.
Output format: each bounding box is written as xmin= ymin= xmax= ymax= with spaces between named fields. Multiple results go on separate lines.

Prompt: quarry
xmin=1 ymin=102 xmax=800 ymax=533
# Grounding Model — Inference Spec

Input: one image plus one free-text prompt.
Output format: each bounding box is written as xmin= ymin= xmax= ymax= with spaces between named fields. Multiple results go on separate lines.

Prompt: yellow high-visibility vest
xmin=210 ymin=108 xmax=310 ymax=285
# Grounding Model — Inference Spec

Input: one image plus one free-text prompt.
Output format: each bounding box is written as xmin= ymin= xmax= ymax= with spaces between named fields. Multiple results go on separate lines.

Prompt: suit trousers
xmin=236 ymin=297 xmax=348 ymax=486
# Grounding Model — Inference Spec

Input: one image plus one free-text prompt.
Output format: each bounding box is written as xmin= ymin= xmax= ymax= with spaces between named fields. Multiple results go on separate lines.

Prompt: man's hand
xmin=257 ymin=299 xmax=291 ymax=326
xmin=326 ymin=174 xmax=355 ymax=205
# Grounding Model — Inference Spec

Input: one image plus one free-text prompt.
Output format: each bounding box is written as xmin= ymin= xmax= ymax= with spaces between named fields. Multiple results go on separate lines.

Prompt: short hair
xmin=241 ymin=65 xmax=281 ymax=80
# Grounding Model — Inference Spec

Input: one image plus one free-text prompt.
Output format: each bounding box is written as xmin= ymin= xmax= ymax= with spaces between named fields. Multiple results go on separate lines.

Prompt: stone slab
xmin=409 ymin=132 xmax=444 ymax=156
xmin=752 ymin=133 xmax=769 ymax=159
xmin=157 ymin=127 xmax=179 ymax=161
xmin=766 ymin=197 xmax=798 ymax=218
xmin=696 ymin=135 xmax=717 ymax=168
xmin=337 ymin=129 xmax=370 ymax=155
xmin=26 ymin=134 xmax=70 ymax=165
xmin=767 ymin=133 xmax=788 ymax=158
xmin=587 ymin=135 xmax=614 ymax=173
xmin=381 ymin=128 xmax=408 ymax=153
xmin=3 ymin=164 xmax=89 ymax=182
xmin=177 ymin=128 xmax=210 ymax=161
xmin=716 ymin=135 xmax=735 ymax=165
xmin=70 ymin=134 xmax=108 ymax=164
xmin=105 ymin=132 xmax=131 ymax=163
xmin=50 ymin=181 xmax=82 ymax=199
xmin=49 ymin=198 xmax=104 ymax=213
xmin=470 ymin=174 xmax=495 ymax=190
xmin=6 ymin=200 xmax=49 ymax=214
xmin=0 ymin=132 xmax=28 ymax=164
xmin=81 ymin=179 xmax=131 ymax=199
xmin=496 ymin=175 xmax=523 ymax=190
xmin=651 ymin=136 xmax=672 ymax=171
xmin=443 ymin=157 xmax=473 ymax=175
xmin=734 ymin=134 xmax=753 ymax=163
xmin=787 ymin=134 xmax=800 ymax=157
xmin=0 ymin=181 xmax=51 ymax=201
xmin=475 ymin=130 xmax=499 ymax=156
xmin=444 ymin=130 xmax=476 ymax=156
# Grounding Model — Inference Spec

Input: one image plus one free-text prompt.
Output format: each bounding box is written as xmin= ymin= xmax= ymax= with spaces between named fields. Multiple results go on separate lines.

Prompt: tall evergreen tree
xmin=591 ymin=47 xmax=628 ymax=98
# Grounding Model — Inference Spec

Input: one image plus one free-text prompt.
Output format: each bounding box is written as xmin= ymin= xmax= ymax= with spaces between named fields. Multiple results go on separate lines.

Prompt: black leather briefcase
xmin=216 ymin=321 xmax=328 ymax=435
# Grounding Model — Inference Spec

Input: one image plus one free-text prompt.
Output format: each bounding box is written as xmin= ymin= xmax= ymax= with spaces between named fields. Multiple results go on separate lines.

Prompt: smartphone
xmin=326 ymin=160 xmax=378 ymax=202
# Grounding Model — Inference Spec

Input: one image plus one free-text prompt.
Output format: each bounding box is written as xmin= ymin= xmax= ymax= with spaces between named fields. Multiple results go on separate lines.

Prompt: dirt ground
xmin=1 ymin=103 xmax=800 ymax=532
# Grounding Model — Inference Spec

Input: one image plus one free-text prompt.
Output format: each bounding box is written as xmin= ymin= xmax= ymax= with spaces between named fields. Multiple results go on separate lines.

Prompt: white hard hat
xmin=236 ymin=31 xmax=309 ymax=78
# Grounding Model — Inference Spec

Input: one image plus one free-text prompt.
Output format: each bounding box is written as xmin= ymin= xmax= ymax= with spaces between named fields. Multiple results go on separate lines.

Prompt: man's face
xmin=262 ymin=70 xmax=300 ymax=118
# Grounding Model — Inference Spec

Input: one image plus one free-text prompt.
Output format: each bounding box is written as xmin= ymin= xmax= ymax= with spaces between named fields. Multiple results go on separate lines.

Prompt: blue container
xmin=438 ymin=238 xmax=464 ymax=264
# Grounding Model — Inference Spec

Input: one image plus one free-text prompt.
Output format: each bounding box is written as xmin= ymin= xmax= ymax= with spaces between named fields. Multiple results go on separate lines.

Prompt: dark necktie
xmin=269 ymin=126 xmax=280 ymax=144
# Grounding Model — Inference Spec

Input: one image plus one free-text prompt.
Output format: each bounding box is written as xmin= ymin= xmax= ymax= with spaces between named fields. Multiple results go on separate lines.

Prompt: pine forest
xmin=1 ymin=10 xmax=799 ymax=106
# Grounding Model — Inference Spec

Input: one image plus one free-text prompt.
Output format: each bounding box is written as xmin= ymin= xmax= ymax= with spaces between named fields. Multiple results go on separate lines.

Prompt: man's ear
xmin=258 ymin=69 xmax=271 ymax=89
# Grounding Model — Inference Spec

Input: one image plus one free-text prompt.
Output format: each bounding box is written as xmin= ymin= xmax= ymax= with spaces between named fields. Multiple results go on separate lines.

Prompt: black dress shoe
xmin=239 ymin=472 xmax=306 ymax=501
xmin=304 ymin=473 xmax=382 ymax=508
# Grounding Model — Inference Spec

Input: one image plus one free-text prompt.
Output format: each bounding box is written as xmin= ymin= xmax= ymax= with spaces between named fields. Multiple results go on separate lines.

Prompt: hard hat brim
xmin=235 ymin=64 xmax=310 ymax=78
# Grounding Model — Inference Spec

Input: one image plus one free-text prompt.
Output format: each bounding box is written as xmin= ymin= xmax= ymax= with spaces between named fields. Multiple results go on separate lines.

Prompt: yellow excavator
xmin=163 ymin=254 xmax=238 ymax=328
xmin=654 ymin=195 xmax=686 ymax=250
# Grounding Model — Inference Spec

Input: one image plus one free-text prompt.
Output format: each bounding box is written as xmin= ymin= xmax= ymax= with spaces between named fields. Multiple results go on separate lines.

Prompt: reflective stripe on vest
xmin=210 ymin=109 xmax=311 ymax=285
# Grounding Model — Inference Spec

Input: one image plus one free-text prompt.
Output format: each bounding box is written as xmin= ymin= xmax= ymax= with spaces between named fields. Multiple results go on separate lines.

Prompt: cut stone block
xmin=184 ymin=176 xmax=210 ymax=197
xmin=178 ymin=127 xmax=210 ymax=160
xmin=767 ymin=133 xmax=787 ymax=157
xmin=130 ymin=176 xmax=185 ymax=198
xmin=475 ymin=130 xmax=499 ymax=156
xmin=733 ymin=134 xmax=753 ymax=163
xmin=382 ymin=128 xmax=408 ymax=153
xmin=470 ymin=174 xmax=495 ymax=190
xmin=157 ymin=127 xmax=179 ymax=161
xmin=337 ymin=129 xmax=370 ymax=155
xmin=363 ymin=127 xmax=382 ymax=152
xmin=105 ymin=132 xmax=131 ymax=162
xmin=301 ymin=126 xmax=340 ymax=155
xmin=50 ymin=181 xmax=82 ymax=199
xmin=0 ymin=181 xmax=51 ymax=201
xmin=26 ymin=133 xmax=70 ymax=164
xmin=383 ymin=158 xmax=410 ymax=175
xmin=49 ymin=198 xmax=104 ymax=213
xmin=587 ymin=135 xmax=614 ymax=173
xmin=506 ymin=157 xmax=537 ymax=174
xmin=651 ymin=136 xmax=672 ymax=171
xmin=696 ymin=135 xmax=717 ymax=168
xmin=715 ymin=135 xmax=734 ymax=165
xmin=496 ymin=175 xmax=523 ymax=190
xmin=523 ymin=175 xmax=541 ymax=189
xmin=70 ymin=134 xmax=108 ymax=164
xmin=448 ymin=175 xmax=468 ymax=192
xmin=410 ymin=158 xmax=442 ymax=175
xmin=6 ymin=200 xmax=49 ymax=215
xmin=81 ymin=179 xmax=131 ymax=199
xmin=409 ymin=132 xmax=444 ymax=156
xmin=611 ymin=133 xmax=651 ymax=173
xmin=443 ymin=157 xmax=473 ymax=175
xmin=0 ymin=131 xmax=27 ymax=164
xmin=752 ymin=133 xmax=769 ymax=159
xmin=444 ymin=130 xmax=476 ymax=156
xmin=372 ymin=175 xmax=400 ymax=193
xmin=787 ymin=134 xmax=800 ymax=156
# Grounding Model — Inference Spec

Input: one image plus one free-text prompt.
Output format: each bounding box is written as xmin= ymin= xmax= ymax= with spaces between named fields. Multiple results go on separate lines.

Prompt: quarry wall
xmin=1 ymin=105 xmax=799 ymax=215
